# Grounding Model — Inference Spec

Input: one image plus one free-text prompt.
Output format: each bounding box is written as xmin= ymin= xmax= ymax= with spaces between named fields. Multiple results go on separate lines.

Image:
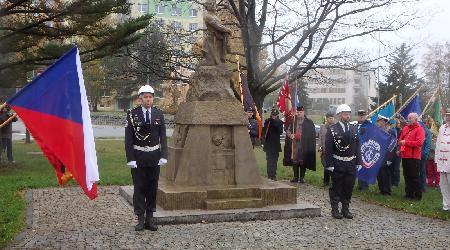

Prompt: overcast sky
xmin=378 ymin=0 xmax=450 ymax=74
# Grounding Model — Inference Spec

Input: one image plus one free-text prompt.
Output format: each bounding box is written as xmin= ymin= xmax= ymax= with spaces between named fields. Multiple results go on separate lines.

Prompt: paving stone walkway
xmin=8 ymin=183 xmax=450 ymax=249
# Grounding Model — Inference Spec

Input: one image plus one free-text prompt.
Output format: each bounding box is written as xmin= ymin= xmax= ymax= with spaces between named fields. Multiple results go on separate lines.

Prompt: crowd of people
xmin=255 ymin=104 xmax=450 ymax=219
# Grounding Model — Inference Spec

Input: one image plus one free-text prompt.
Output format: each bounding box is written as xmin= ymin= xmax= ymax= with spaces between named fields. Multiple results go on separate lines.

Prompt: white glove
xmin=326 ymin=167 xmax=334 ymax=172
xmin=158 ymin=158 xmax=168 ymax=166
xmin=126 ymin=161 xmax=137 ymax=168
xmin=386 ymin=161 xmax=392 ymax=166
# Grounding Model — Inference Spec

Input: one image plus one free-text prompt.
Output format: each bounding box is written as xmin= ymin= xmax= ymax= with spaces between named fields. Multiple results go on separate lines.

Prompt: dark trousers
xmin=402 ymin=158 xmax=422 ymax=199
xmin=377 ymin=163 xmax=392 ymax=194
xmin=329 ymin=160 xmax=356 ymax=205
xmin=131 ymin=166 xmax=160 ymax=216
xmin=324 ymin=168 xmax=331 ymax=185
xmin=321 ymin=154 xmax=331 ymax=184
xmin=391 ymin=154 xmax=401 ymax=186
xmin=293 ymin=164 xmax=306 ymax=179
xmin=1 ymin=138 xmax=13 ymax=162
xmin=266 ymin=151 xmax=279 ymax=180
xmin=419 ymin=158 xmax=428 ymax=191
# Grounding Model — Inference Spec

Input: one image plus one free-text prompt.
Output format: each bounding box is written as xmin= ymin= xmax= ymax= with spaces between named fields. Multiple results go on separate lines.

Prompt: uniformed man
xmin=245 ymin=106 xmax=258 ymax=147
xmin=125 ymin=84 xmax=168 ymax=231
xmin=262 ymin=108 xmax=284 ymax=180
xmin=325 ymin=104 xmax=361 ymax=219
xmin=319 ymin=110 xmax=335 ymax=186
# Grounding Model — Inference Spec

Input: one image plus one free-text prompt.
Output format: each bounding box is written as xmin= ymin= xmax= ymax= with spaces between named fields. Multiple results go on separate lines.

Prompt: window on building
xmin=189 ymin=23 xmax=198 ymax=31
xmin=156 ymin=5 xmax=165 ymax=14
xmin=172 ymin=5 xmax=181 ymax=16
xmin=155 ymin=19 xmax=165 ymax=27
xmin=190 ymin=8 xmax=198 ymax=17
xmin=171 ymin=21 xmax=182 ymax=30
xmin=138 ymin=3 xmax=148 ymax=13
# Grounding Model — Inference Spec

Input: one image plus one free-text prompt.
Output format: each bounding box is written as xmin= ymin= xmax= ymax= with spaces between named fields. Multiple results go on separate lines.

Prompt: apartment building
xmin=307 ymin=69 xmax=377 ymax=112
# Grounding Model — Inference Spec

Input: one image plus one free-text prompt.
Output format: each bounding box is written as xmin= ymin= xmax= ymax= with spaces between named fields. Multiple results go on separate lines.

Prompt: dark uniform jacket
xmin=248 ymin=117 xmax=258 ymax=145
xmin=262 ymin=117 xmax=283 ymax=153
xmin=325 ymin=122 xmax=361 ymax=169
xmin=0 ymin=110 xmax=18 ymax=139
xmin=125 ymin=106 xmax=168 ymax=167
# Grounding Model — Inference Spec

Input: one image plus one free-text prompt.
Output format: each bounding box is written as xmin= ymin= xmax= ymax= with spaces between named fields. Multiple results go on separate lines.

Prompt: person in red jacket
xmin=399 ymin=112 xmax=425 ymax=200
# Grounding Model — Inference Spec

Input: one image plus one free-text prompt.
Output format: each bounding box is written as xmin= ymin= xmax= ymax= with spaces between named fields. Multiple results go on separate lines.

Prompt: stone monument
xmin=157 ymin=0 xmax=296 ymax=210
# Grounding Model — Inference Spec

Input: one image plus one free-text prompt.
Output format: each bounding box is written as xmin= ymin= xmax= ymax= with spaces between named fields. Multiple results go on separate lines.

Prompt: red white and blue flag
xmin=6 ymin=46 xmax=99 ymax=199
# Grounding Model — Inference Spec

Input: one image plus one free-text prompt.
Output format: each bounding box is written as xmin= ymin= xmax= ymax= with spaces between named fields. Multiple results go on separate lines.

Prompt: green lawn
xmin=0 ymin=140 xmax=449 ymax=248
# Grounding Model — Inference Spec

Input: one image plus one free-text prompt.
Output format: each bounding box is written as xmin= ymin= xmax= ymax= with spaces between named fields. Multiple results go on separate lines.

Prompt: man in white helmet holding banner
xmin=325 ymin=104 xmax=361 ymax=219
xmin=125 ymin=84 xmax=168 ymax=231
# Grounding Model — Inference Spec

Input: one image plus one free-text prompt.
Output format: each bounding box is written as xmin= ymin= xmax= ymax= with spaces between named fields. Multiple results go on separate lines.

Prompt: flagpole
xmin=291 ymin=79 xmax=297 ymax=160
xmin=421 ymin=89 xmax=438 ymax=117
xmin=367 ymin=95 xmax=397 ymax=118
xmin=390 ymin=85 xmax=423 ymax=119
xmin=235 ymin=55 xmax=244 ymax=106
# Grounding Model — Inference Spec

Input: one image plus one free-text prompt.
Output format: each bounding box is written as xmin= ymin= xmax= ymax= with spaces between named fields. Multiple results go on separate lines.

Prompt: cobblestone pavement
xmin=8 ymin=184 xmax=450 ymax=249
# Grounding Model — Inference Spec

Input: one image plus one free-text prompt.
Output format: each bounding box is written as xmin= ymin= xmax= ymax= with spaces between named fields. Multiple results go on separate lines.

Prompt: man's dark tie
xmin=145 ymin=110 xmax=150 ymax=124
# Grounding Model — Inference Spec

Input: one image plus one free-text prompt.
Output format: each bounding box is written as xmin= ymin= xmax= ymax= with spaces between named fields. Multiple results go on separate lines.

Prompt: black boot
xmin=144 ymin=213 xmax=158 ymax=231
xmin=290 ymin=166 xmax=299 ymax=182
xmin=331 ymin=202 xmax=343 ymax=219
xmin=341 ymin=203 xmax=353 ymax=219
xmin=135 ymin=214 xmax=145 ymax=231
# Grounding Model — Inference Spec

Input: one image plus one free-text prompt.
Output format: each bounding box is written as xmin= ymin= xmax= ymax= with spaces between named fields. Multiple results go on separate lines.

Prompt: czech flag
xmin=6 ymin=46 xmax=99 ymax=199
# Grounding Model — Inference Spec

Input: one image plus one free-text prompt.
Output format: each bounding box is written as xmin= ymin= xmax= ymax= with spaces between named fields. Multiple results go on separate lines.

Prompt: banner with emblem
xmin=357 ymin=122 xmax=396 ymax=184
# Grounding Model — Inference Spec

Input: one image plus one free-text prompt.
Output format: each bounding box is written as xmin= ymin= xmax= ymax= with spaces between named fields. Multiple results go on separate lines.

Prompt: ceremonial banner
xmin=357 ymin=122 xmax=396 ymax=184
xmin=6 ymin=46 xmax=99 ymax=199
xmin=400 ymin=95 xmax=421 ymax=119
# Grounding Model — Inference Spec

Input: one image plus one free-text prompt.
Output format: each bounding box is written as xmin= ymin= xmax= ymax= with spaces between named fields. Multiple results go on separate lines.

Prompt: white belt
xmin=333 ymin=155 xmax=355 ymax=162
xmin=133 ymin=145 xmax=160 ymax=152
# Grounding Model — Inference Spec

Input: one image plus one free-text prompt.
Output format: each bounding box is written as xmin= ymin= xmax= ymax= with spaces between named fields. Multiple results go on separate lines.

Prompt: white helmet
xmin=336 ymin=104 xmax=351 ymax=114
xmin=138 ymin=85 xmax=154 ymax=95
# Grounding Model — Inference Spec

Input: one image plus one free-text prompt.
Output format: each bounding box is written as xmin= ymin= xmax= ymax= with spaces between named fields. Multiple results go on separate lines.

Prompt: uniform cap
xmin=376 ymin=114 xmax=389 ymax=121
xmin=296 ymin=106 xmax=304 ymax=111
xmin=325 ymin=110 xmax=335 ymax=118
xmin=357 ymin=110 xmax=367 ymax=116
xmin=138 ymin=85 xmax=155 ymax=95
xmin=336 ymin=104 xmax=351 ymax=114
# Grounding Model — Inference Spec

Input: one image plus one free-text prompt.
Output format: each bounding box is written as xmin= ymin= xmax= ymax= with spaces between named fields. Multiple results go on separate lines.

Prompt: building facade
xmin=307 ymin=69 xmax=377 ymax=113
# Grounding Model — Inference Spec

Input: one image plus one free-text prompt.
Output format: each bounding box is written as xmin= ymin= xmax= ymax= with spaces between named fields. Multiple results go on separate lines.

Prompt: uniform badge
xmin=154 ymin=118 xmax=160 ymax=125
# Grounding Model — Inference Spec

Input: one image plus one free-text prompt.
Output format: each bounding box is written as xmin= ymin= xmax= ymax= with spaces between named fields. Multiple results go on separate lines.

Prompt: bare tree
xmin=422 ymin=42 xmax=450 ymax=107
xmin=221 ymin=0 xmax=420 ymax=110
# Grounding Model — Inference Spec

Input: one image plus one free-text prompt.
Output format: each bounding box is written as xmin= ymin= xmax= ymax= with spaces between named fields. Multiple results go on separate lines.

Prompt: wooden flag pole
xmin=420 ymin=89 xmax=439 ymax=117
xmin=291 ymin=79 xmax=297 ymax=160
xmin=367 ymin=95 xmax=397 ymax=118
xmin=235 ymin=55 xmax=244 ymax=106
xmin=390 ymin=85 xmax=423 ymax=120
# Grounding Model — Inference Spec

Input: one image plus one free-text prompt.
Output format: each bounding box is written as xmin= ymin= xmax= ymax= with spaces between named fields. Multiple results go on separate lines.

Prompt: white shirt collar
xmin=141 ymin=106 xmax=151 ymax=122
xmin=339 ymin=121 xmax=348 ymax=131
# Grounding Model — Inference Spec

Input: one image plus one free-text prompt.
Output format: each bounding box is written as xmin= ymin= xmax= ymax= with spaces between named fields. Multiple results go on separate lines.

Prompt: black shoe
xmin=299 ymin=178 xmax=305 ymax=183
xmin=144 ymin=222 xmax=158 ymax=231
xmin=135 ymin=215 xmax=145 ymax=231
xmin=331 ymin=209 xmax=343 ymax=219
xmin=144 ymin=214 xmax=158 ymax=231
xmin=290 ymin=178 xmax=299 ymax=183
xmin=342 ymin=210 xmax=353 ymax=219
xmin=341 ymin=204 xmax=353 ymax=219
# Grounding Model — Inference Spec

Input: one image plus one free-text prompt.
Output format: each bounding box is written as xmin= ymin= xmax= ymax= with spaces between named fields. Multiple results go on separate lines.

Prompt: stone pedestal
xmin=157 ymin=64 xmax=297 ymax=211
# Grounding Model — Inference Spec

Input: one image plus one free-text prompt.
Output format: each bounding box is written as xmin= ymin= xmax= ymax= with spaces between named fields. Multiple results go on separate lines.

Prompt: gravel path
xmin=8 ymin=183 xmax=450 ymax=249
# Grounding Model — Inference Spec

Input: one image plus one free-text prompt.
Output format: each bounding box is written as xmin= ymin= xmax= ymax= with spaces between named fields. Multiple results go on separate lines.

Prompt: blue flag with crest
xmin=357 ymin=122 xmax=396 ymax=184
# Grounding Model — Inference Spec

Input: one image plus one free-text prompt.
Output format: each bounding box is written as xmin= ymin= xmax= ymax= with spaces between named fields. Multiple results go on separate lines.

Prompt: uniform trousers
xmin=402 ymin=158 xmax=421 ymax=199
xmin=377 ymin=163 xmax=392 ymax=194
xmin=131 ymin=166 xmax=160 ymax=216
xmin=266 ymin=151 xmax=279 ymax=180
xmin=440 ymin=172 xmax=450 ymax=211
xmin=391 ymin=154 xmax=401 ymax=186
xmin=329 ymin=159 xmax=356 ymax=205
